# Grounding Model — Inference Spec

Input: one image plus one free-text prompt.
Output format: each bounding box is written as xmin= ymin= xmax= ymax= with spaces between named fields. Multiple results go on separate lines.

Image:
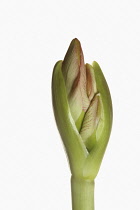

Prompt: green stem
xmin=71 ymin=176 xmax=95 ymax=210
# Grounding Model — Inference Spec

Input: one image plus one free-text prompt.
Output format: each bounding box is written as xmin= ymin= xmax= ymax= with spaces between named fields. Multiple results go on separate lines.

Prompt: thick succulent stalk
xmin=71 ymin=176 xmax=95 ymax=210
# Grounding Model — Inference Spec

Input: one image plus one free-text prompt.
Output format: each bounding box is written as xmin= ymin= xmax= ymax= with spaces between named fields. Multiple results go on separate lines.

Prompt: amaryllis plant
xmin=52 ymin=38 xmax=113 ymax=210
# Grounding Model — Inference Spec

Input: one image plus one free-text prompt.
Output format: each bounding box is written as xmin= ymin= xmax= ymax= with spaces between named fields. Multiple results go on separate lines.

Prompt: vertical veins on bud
xmin=61 ymin=39 xmax=105 ymax=152
xmin=62 ymin=38 xmax=90 ymax=124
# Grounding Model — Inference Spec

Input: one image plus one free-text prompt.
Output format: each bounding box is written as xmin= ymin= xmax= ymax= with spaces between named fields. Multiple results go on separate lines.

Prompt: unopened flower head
xmin=61 ymin=39 xmax=105 ymax=152
xmin=52 ymin=38 xmax=112 ymax=180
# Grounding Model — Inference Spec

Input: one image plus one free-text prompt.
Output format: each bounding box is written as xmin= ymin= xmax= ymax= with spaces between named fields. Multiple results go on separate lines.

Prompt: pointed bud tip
xmin=62 ymin=38 xmax=83 ymax=74
xmin=86 ymin=63 xmax=92 ymax=68
xmin=69 ymin=38 xmax=81 ymax=50
xmin=92 ymin=61 xmax=100 ymax=68
xmin=71 ymin=38 xmax=80 ymax=43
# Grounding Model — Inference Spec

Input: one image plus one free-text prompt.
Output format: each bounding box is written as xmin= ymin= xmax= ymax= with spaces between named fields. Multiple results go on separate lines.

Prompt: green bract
xmin=52 ymin=39 xmax=113 ymax=180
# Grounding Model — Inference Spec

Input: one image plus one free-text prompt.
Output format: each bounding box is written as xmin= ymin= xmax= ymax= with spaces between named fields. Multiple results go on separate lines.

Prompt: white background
xmin=0 ymin=0 xmax=140 ymax=209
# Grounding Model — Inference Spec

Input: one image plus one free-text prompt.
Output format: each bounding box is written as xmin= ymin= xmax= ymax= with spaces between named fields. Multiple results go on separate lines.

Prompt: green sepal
xmin=75 ymin=111 xmax=85 ymax=131
xmin=83 ymin=61 xmax=113 ymax=180
xmin=52 ymin=61 xmax=88 ymax=177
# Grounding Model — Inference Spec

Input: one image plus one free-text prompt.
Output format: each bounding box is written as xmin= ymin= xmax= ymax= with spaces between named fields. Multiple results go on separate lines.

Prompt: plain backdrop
xmin=0 ymin=0 xmax=140 ymax=210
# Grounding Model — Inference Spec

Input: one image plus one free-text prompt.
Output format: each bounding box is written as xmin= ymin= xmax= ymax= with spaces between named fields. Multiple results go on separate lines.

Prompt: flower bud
xmin=52 ymin=39 xmax=113 ymax=179
xmin=62 ymin=39 xmax=91 ymax=131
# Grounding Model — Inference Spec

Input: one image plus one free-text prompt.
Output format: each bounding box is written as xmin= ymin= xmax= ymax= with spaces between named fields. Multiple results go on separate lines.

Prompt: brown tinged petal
xmin=80 ymin=93 xmax=102 ymax=151
xmin=62 ymin=38 xmax=90 ymax=124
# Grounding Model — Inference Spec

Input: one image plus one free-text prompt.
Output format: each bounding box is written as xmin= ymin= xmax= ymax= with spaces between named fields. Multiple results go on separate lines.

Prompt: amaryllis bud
xmin=52 ymin=38 xmax=113 ymax=180
xmin=62 ymin=39 xmax=104 ymax=153
xmin=62 ymin=39 xmax=91 ymax=131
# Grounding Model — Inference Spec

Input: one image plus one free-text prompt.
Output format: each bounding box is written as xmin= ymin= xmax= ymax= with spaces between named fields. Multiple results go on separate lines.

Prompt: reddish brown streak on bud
xmin=69 ymin=70 xmax=80 ymax=97
xmin=86 ymin=67 xmax=92 ymax=99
